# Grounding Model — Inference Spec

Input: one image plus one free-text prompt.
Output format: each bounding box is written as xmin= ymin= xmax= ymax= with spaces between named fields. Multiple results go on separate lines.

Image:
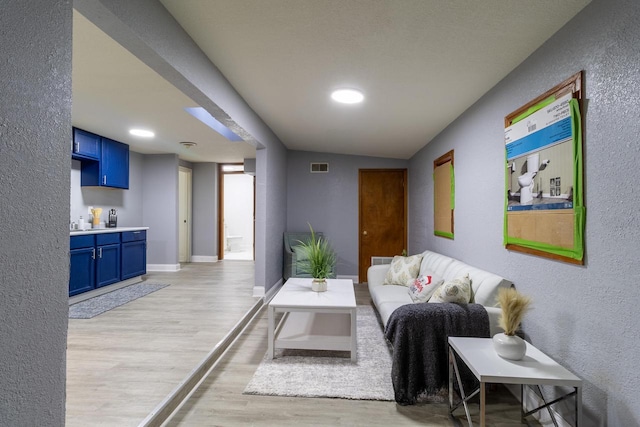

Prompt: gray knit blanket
xmin=384 ymin=302 xmax=489 ymax=405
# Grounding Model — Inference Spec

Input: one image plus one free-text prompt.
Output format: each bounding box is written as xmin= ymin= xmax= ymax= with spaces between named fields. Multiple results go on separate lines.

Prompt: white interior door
xmin=178 ymin=167 xmax=192 ymax=263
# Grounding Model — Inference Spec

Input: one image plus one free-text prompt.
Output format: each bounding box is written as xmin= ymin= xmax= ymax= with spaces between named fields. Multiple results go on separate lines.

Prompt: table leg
xmin=449 ymin=348 xmax=454 ymax=410
xmin=576 ymin=386 xmax=582 ymax=426
xmin=350 ymin=307 xmax=357 ymax=362
xmin=480 ymin=382 xmax=486 ymax=427
xmin=267 ymin=305 xmax=275 ymax=359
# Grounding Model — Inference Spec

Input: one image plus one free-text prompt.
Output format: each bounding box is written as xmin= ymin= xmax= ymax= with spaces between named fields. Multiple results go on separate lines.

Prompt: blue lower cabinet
xmin=95 ymin=233 xmax=121 ymax=288
xmin=121 ymin=230 xmax=147 ymax=280
xmin=96 ymin=243 xmax=121 ymax=288
xmin=69 ymin=246 xmax=96 ymax=296
xmin=69 ymin=230 xmax=146 ymax=297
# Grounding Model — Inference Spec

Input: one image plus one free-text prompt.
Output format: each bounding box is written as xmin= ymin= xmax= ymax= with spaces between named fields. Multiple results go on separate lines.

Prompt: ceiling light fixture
xmin=331 ymin=89 xmax=364 ymax=104
xmin=180 ymin=141 xmax=197 ymax=149
xmin=129 ymin=128 xmax=155 ymax=138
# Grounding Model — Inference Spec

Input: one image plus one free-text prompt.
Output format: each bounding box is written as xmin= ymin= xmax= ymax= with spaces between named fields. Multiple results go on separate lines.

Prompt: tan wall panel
xmin=434 ymin=162 xmax=452 ymax=234
xmin=507 ymin=210 xmax=574 ymax=248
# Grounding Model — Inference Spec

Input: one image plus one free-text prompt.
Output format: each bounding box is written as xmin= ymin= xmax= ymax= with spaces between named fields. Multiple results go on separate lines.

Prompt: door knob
xmin=363 ymin=231 xmax=368 ymax=235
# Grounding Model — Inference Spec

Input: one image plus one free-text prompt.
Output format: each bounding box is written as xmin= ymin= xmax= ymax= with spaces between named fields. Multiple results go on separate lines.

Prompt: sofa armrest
xmin=484 ymin=306 xmax=505 ymax=337
xmin=367 ymin=264 xmax=390 ymax=286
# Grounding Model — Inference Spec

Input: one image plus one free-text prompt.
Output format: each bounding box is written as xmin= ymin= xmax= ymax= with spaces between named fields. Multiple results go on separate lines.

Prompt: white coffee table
xmin=267 ymin=278 xmax=357 ymax=361
xmin=448 ymin=337 xmax=582 ymax=427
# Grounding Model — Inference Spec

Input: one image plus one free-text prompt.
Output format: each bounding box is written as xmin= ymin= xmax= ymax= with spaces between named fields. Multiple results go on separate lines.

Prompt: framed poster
xmin=434 ymin=150 xmax=454 ymax=239
xmin=504 ymin=72 xmax=585 ymax=264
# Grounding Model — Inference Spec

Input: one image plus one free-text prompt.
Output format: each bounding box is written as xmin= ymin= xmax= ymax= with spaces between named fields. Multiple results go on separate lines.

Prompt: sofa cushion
xmin=441 ymin=261 xmax=511 ymax=306
xmin=419 ymin=250 xmax=455 ymax=278
xmin=292 ymin=245 xmax=308 ymax=260
xmin=383 ymin=254 xmax=423 ymax=286
xmin=429 ymin=274 xmax=471 ymax=304
xmin=407 ymin=273 xmax=444 ymax=303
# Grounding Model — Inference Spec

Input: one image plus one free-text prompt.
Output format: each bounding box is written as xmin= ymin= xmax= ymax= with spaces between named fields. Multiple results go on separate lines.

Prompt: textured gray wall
xmin=75 ymin=0 xmax=288 ymax=291
xmin=408 ymin=0 xmax=640 ymax=424
xmin=0 ymin=1 xmax=70 ymax=425
xmin=70 ymin=151 xmax=144 ymax=227
xmin=260 ymin=143 xmax=289 ymax=292
xmin=287 ymin=151 xmax=408 ymax=276
xmin=192 ymin=162 xmax=218 ymax=258
xmin=142 ymin=154 xmax=179 ymax=266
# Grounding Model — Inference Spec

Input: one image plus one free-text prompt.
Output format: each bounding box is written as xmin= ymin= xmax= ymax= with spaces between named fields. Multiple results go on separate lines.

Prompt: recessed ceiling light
xmin=179 ymin=141 xmax=197 ymax=149
xmin=331 ymin=89 xmax=364 ymax=104
xmin=129 ymin=128 xmax=155 ymax=138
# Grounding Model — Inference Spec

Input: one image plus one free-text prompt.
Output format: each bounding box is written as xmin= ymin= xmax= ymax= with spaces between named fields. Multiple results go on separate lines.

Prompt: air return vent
xmin=371 ymin=256 xmax=394 ymax=266
xmin=310 ymin=162 xmax=329 ymax=173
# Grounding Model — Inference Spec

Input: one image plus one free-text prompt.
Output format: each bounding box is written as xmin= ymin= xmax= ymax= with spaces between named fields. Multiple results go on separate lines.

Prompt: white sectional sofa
xmin=368 ymin=250 xmax=512 ymax=336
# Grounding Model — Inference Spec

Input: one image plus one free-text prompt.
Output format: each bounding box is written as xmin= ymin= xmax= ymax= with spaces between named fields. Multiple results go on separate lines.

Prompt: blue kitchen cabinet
xmin=80 ymin=137 xmax=129 ymax=189
xmin=69 ymin=235 xmax=96 ymax=296
xmin=72 ymin=128 xmax=101 ymax=161
xmin=121 ymin=230 xmax=147 ymax=280
xmin=95 ymin=233 xmax=121 ymax=288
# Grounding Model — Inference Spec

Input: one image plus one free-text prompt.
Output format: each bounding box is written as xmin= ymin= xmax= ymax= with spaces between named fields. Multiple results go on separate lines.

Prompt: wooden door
xmin=359 ymin=169 xmax=407 ymax=282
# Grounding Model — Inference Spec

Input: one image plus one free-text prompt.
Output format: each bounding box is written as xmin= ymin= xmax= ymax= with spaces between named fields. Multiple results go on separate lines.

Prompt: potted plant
xmin=296 ymin=224 xmax=337 ymax=292
xmin=492 ymin=287 xmax=532 ymax=360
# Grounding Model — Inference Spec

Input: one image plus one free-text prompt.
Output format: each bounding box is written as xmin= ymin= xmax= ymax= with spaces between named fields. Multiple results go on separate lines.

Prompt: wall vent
xmin=371 ymin=256 xmax=394 ymax=266
xmin=310 ymin=162 xmax=329 ymax=173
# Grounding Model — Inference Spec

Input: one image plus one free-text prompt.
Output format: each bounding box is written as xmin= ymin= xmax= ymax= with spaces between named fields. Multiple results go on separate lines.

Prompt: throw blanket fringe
xmin=384 ymin=302 xmax=489 ymax=405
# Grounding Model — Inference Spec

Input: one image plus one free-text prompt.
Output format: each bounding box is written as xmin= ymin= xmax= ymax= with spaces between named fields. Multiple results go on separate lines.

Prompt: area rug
xmin=69 ymin=283 xmax=169 ymax=319
xmin=244 ymin=305 xmax=395 ymax=401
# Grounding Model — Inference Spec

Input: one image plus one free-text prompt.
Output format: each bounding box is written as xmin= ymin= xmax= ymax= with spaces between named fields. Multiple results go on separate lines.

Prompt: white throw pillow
xmin=383 ymin=254 xmax=423 ymax=286
xmin=429 ymin=274 xmax=471 ymax=304
xmin=407 ymin=273 xmax=444 ymax=303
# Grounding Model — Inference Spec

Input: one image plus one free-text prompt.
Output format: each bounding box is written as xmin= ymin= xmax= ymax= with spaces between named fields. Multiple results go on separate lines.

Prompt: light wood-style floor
xmin=66 ymin=261 xmax=259 ymax=426
xmin=166 ymin=275 xmax=537 ymax=427
xmin=67 ymin=262 xmax=536 ymax=426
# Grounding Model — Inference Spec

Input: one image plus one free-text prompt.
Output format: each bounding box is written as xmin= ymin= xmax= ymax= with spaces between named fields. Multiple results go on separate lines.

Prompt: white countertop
xmin=69 ymin=226 xmax=149 ymax=236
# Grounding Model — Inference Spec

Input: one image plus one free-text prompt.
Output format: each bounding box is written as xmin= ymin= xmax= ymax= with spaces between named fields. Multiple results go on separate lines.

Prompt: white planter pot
xmin=311 ymin=279 xmax=327 ymax=292
xmin=492 ymin=333 xmax=526 ymax=360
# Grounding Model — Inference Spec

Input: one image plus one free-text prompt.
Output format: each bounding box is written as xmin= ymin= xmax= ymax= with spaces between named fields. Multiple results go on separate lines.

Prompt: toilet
xmin=517 ymin=153 xmax=540 ymax=205
xmin=226 ymin=235 xmax=243 ymax=252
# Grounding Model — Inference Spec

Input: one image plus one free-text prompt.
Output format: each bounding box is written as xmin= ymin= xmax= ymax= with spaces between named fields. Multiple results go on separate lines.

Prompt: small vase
xmin=311 ymin=278 xmax=327 ymax=292
xmin=492 ymin=333 xmax=526 ymax=360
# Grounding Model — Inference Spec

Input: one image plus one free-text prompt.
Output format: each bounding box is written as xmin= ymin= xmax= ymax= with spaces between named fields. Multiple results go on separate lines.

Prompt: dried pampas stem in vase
xmin=493 ymin=287 xmax=532 ymax=361
xmin=497 ymin=287 xmax=532 ymax=335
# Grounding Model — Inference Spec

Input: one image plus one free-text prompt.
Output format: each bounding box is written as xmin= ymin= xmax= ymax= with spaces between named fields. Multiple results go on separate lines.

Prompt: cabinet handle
xmin=103 ymin=175 xmax=107 ymax=185
xmin=98 ymin=247 xmax=102 ymax=258
xmin=91 ymin=248 xmax=96 ymax=259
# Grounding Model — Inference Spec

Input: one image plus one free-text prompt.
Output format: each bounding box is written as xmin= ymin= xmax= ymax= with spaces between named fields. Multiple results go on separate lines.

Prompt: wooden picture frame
xmin=434 ymin=150 xmax=454 ymax=239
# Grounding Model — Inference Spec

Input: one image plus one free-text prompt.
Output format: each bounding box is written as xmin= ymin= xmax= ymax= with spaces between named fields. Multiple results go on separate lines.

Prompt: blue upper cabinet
xmin=72 ymin=128 xmax=101 ymax=161
xmin=100 ymin=138 xmax=129 ymax=189
xmin=80 ymin=136 xmax=130 ymax=189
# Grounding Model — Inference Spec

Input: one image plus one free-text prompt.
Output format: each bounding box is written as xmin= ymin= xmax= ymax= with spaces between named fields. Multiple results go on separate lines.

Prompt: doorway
xmin=218 ymin=164 xmax=255 ymax=261
xmin=358 ymin=169 xmax=407 ymax=282
xmin=178 ymin=167 xmax=192 ymax=263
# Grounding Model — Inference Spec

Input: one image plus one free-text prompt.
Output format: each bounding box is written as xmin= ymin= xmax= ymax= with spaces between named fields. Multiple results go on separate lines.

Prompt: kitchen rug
xmin=69 ymin=283 xmax=169 ymax=319
xmin=243 ymin=305 xmax=395 ymax=401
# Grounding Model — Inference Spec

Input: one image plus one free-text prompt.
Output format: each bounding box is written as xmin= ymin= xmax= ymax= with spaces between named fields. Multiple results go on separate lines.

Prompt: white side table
xmin=448 ymin=337 xmax=582 ymax=427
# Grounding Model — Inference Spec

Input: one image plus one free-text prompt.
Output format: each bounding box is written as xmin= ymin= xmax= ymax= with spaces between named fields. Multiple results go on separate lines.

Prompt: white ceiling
xmin=73 ymin=0 xmax=591 ymax=162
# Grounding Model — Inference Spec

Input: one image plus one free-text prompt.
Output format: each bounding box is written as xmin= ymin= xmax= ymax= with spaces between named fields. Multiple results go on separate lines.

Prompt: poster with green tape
xmin=504 ymin=72 xmax=584 ymax=264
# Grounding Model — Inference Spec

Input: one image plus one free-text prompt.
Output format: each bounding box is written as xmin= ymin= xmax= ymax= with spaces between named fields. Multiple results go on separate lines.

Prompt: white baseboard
xmin=147 ymin=263 xmax=181 ymax=272
xmin=252 ymin=286 xmax=265 ymax=298
xmin=337 ymin=275 xmax=358 ymax=284
xmin=505 ymin=384 xmax=573 ymax=426
xmin=190 ymin=255 xmax=218 ymax=263
xmin=264 ymin=278 xmax=283 ymax=303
